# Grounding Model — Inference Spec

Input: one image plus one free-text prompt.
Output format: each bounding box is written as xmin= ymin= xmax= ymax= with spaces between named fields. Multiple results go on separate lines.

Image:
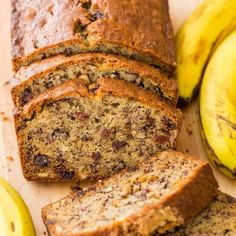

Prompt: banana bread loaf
xmin=12 ymin=53 xmax=178 ymax=109
xmin=42 ymin=151 xmax=218 ymax=236
xmin=11 ymin=0 xmax=175 ymax=72
xmin=166 ymin=191 xmax=236 ymax=236
xmin=14 ymin=78 xmax=181 ymax=181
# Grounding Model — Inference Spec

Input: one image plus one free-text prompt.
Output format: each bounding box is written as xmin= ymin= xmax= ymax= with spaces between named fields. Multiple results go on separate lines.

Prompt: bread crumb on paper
xmin=3 ymin=80 xmax=10 ymax=86
xmin=0 ymin=111 xmax=10 ymax=122
xmin=6 ymin=156 xmax=14 ymax=161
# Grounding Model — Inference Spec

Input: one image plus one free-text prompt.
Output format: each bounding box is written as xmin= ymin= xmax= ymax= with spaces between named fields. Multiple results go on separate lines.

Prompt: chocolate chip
xmin=223 ymin=229 xmax=230 ymax=235
xmin=95 ymin=118 xmax=100 ymax=123
xmin=100 ymin=128 xmax=111 ymax=138
xmin=112 ymin=141 xmax=127 ymax=150
xmin=154 ymin=135 xmax=169 ymax=144
xmin=91 ymin=11 xmax=104 ymax=21
xmin=20 ymin=88 xmax=33 ymax=106
xmin=73 ymin=21 xmax=87 ymax=33
xmin=57 ymin=166 xmax=75 ymax=180
xmin=92 ymin=152 xmax=101 ymax=163
xmin=34 ymin=154 xmax=48 ymax=168
xmin=161 ymin=116 xmax=176 ymax=130
xmin=111 ymin=103 xmax=120 ymax=108
xmin=64 ymin=47 xmax=74 ymax=55
xmin=163 ymin=182 xmax=168 ymax=189
xmin=139 ymin=81 xmax=145 ymax=88
xmin=81 ymin=1 xmax=92 ymax=9
xmin=77 ymin=112 xmax=89 ymax=121
xmin=44 ymin=80 xmax=53 ymax=89
xmin=125 ymin=121 xmax=131 ymax=129
xmin=68 ymin=114 xmax=76 ymax=120
xmin=226 ymin=195 xmax=236 ymax=203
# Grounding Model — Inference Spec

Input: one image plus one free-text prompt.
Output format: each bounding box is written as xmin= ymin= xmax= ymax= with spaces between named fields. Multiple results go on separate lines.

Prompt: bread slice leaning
xmin=12 ymin=53 xmax=178 ymax=109
xmin=42 ymin=151 xmax=218 ymax=236
xmin=14 ymin=78 xmax=181 ymax=181
xmin=166 ymin=191 xmax=236 ymax=236
xmin=11 ymin=0 xmax=175 ymax=72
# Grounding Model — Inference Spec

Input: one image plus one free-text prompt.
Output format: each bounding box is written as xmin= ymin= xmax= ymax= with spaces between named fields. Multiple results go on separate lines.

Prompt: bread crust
xmin=41 ymin=151 xmax=218 ymax=236
xmin=11 ymin=0 xmax=175 ymax=72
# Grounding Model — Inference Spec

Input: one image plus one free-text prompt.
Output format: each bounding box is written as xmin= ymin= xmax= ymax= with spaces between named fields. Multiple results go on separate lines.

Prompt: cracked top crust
xmin=11 ymin=0 xmax=176 ymax=72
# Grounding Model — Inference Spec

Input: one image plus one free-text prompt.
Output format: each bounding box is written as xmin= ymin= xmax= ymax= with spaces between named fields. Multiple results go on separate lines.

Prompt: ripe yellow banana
xmin=210 ymin=18 xmax=236 ymax=57
xmin=176 ymin=0 xmax=236 ymax=102
xmin=200 ymin=30 xmax=236 ymax=179
xmin=0 ymin=176 xmax=36 ymax=235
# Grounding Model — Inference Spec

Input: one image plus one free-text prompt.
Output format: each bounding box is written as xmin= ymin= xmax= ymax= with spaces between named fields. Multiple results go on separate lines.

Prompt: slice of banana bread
xmin=42 ymin=151 xmax=218 ymax=236
xmin=12 ymin=53 xmax=178 ymax=109
xmin=165 ymin=191 xmax=236 ymax=236
xmin=11 ymin=0 xmax=175 ymax=72
xmin=14 ymin=78 xmax=182 ymax=181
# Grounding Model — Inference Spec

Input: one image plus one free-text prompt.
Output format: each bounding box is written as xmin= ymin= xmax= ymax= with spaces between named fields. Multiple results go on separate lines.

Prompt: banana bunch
xmin=0 ymin=176 xmax=36 ymax=235
xmin=176 ymin=0 xmax=236 ymax=178
xmin=176 ymin=0 xmax=236 ymax=102
xmin=200 ymin=30 xmax=236 ymax=179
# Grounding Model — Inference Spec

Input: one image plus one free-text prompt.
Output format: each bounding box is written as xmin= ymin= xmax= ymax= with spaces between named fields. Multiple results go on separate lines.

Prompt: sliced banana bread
xmin=11 ymin=0 xmax=175 ymax=72
xmin=14 ymin=78 xmax=181 ymax=181
xmin=12 ymin=53 xmax=178 ymax=109
xmin=42 ymin=151 xmax=218 ymax=236
xmin=166 ymin=191 xmax=236 ymax=236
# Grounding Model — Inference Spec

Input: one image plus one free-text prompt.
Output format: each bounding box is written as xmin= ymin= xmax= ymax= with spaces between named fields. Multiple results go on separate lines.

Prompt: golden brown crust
xmin=11 ymin=0 xmax=175 ymax=72
xmin=41 ymin=151 xmax=218 ymax=236
xmin=159 ymin=159 xmax=218 ymax=221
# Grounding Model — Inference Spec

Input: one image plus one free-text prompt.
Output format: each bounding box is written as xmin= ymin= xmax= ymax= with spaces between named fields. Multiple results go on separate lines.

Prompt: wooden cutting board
xmin=0 ymin=0 xmax=235 ymax=235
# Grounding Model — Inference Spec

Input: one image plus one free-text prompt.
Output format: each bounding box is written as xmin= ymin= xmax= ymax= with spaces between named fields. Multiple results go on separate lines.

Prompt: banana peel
xmin=176 ymin=0 xmax=236 ymax=102
xmin=0 ymin=176 xmax=36 ymax=235
xmin=200 ymin=30 xmax=236 ymax=179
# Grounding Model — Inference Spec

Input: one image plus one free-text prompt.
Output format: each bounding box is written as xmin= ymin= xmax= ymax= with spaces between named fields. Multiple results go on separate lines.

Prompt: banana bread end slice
xmin=165 ymin=191 xmax=236 ymax=236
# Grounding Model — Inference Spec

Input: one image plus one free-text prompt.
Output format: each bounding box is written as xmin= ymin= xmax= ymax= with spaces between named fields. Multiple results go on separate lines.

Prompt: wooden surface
xmin=0 ymin=0 xmax=236 ymax=235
